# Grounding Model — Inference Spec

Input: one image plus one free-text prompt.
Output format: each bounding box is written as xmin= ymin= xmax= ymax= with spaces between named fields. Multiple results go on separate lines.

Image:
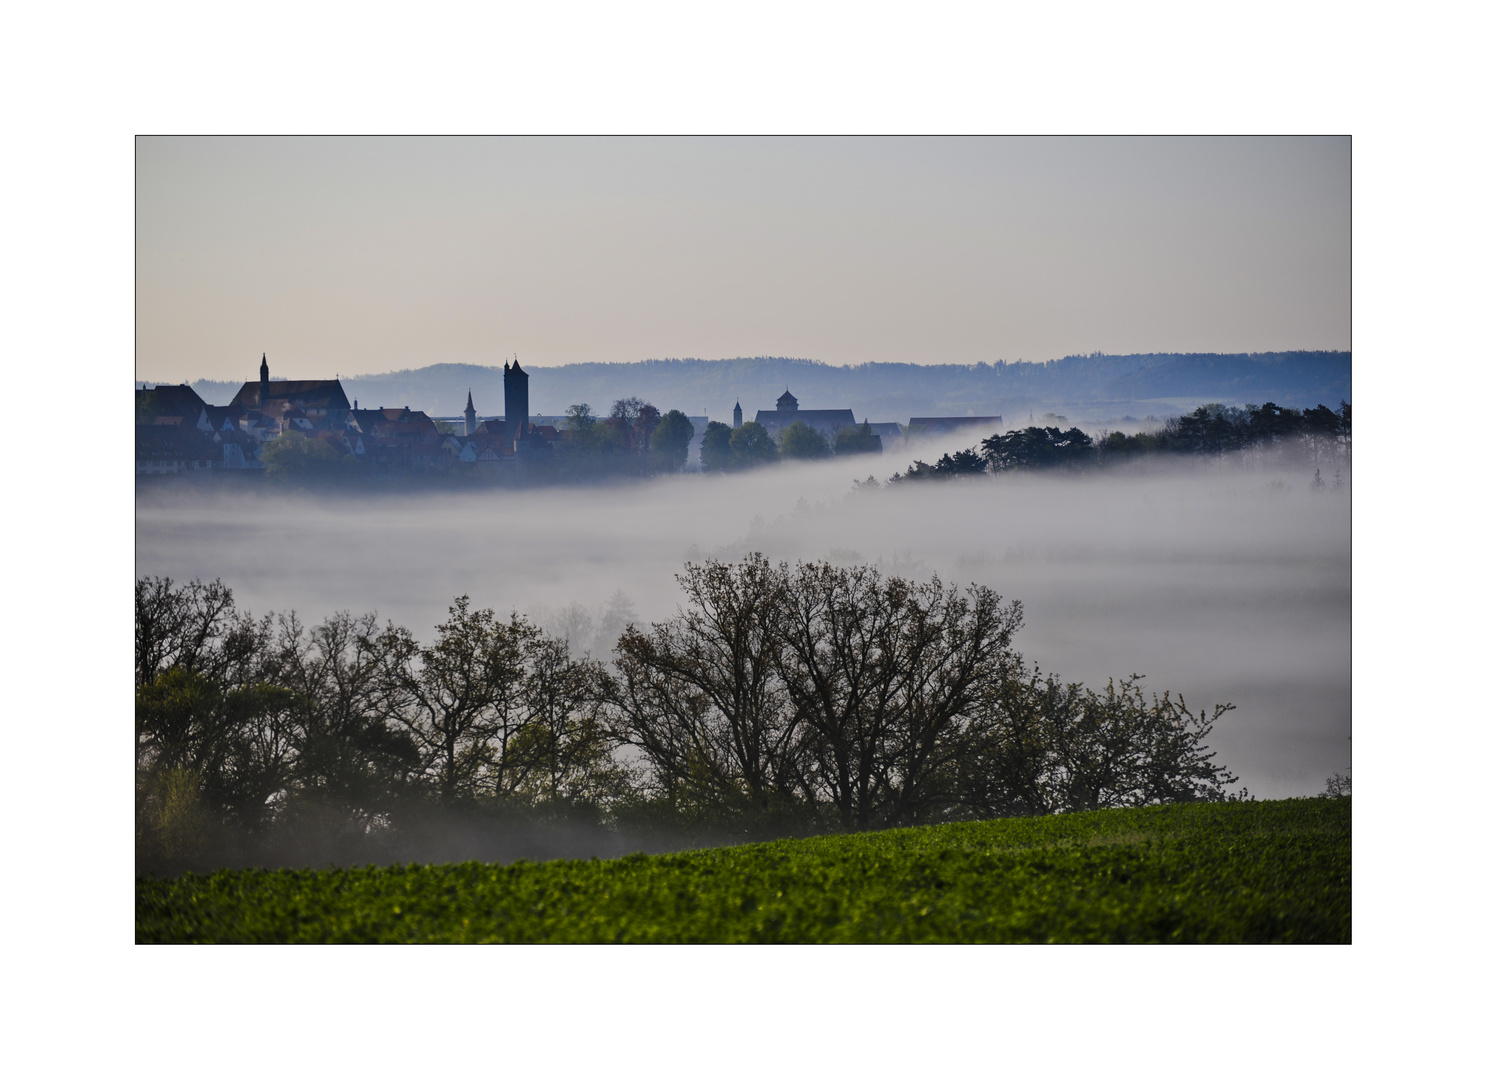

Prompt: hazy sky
xmin=136 ymin=136 xmax=1350 ymax=384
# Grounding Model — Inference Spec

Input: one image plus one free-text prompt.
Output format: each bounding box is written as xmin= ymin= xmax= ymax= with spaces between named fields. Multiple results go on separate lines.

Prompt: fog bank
xmin=136 ymin=442 xmax=1349 ymax=800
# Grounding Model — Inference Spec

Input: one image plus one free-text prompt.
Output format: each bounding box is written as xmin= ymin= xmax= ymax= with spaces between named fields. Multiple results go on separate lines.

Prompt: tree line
xmin=889 ymin=401 xmax=1351 ymax=482
xmin=698 ymin=418 xmax=882 ymax=472
xmin=558 ymin=397 xmax=696 ymax=475
xmin=250 ymin=397 xmax=701 ymax=489
xmin=250 ymin=397 xmax=1348 ymax=491
xmin=137 ymin=559 xmax=1245 ymax=875
xmin=254 ymin=397 xmax=887 ymax=490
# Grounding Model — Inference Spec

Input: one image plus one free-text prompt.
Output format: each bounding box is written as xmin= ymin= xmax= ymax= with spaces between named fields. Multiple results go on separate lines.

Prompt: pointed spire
xmin=466 ymin=389 xmax=474 ymax=410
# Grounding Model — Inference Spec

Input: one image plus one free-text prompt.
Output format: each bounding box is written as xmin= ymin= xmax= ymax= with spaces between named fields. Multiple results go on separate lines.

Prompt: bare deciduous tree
xmin=612 ymin=555 xmax=803 ymax=817
xmin=379 ymin=598 xmax=534 ymax=803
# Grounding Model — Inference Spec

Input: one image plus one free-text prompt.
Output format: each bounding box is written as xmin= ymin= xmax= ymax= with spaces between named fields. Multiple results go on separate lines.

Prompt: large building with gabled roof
xmin=136 ymin=383 xmax=211 ymax=430
xmin=752 ymin=388 xmax=857 ymax=438
xmin=228 ymin=354 xmax=351 ymax=431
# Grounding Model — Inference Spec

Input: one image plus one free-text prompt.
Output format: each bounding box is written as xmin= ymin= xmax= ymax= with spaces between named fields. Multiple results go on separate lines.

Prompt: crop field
xmin=137 ymin=797 xmax=1349 ymax=943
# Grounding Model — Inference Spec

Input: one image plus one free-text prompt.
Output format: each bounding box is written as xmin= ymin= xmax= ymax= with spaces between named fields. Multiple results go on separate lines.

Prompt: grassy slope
xmin=136 ymin=797 xmax=1349 ymax=944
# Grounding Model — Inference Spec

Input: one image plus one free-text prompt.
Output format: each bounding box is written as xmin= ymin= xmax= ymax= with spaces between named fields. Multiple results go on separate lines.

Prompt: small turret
xmin=733 ymin=400 xmax=743 ymax=429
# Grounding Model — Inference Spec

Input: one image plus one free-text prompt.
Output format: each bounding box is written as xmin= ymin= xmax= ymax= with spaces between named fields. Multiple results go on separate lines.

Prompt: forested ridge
xmin=884 ymin=399 xmax=1351 ymax=482
xmin=137 ymin=557 xmax=1250 ymax=877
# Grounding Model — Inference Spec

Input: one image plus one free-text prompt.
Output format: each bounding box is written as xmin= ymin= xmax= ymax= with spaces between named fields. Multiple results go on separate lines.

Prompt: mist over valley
xmin=137 ymin=436 xmax=1349 ymax=805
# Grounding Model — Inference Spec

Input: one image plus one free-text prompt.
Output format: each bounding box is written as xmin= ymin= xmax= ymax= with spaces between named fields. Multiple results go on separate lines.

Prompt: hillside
xmin=137 ymin=797 xmax=1350 ymax=944
xmin=170 ymin=351 xmax=1351 ymax=422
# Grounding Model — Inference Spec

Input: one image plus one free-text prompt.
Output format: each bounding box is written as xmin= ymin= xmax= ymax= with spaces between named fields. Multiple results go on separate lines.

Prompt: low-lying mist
xmin=136 ymin=435 xmax=1350 ymax=803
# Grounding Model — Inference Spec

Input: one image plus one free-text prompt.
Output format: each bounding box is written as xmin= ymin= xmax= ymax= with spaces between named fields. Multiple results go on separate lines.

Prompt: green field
xmin=136 ymin=797 xmax=1349 ymax=943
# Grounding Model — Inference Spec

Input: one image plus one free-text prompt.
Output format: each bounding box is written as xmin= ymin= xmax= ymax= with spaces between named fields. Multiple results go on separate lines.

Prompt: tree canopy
xmin=887 ymin=400 xmax=1351 ymax=484
xmin=833 ymin=422 xmax=882 ymax=456
xmin=779 ymin=420 xmax=832 ymax=460
xmin=980 ymin=426 xmax=1095 ymax=473
xmin=259 ymin=431 xmax=354 ymax=483
xmin=649 ymin=410 xmax=695 ymax=472
xmin=700 ymin=421 xmax=735 ymax=473
xmin=727 ymin=421 xmax=779 ymax=469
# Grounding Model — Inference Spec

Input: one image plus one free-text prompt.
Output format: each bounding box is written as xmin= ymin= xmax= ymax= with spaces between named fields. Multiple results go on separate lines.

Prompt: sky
xmin=135 ymin=136 xmax=1350 ymax=384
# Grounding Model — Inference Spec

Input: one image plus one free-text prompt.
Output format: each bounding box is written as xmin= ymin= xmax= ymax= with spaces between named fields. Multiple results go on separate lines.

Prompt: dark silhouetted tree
xmin=779 ymin=420 xmax=832 ymax=461
xmin=565 ymin=402 xmax=597 ymax=436
xmin=611 ymin=555 xmax=802 ymax=821
xmin=700 ymin=421 xmax=735 ymax=472
xmin=893 ymin=448 xmax=988 ymax=482
xmin=261 ymin=610 xmax=422 ymax=830
xmin=378 ymin=598 xmax=535 ymax=803
xmin=500 ymin=636 xmax=628 ymax=820
xmin=981 ymin=427 xmax=1094 ymax=472
xmin=777 ymin=562 xmax=1023 ymax=828
xmin=260 ymin=430 xmax=355 ymax=483
xmin=728 ymin=421 xmax=779 ymax=469
xmin=649 ymin=410 xmax=696 ymax=472
xmin=960 ymin=667 xmax=1241 ymax=815
xmin=833 ymin=422 xmax=882 ymax=456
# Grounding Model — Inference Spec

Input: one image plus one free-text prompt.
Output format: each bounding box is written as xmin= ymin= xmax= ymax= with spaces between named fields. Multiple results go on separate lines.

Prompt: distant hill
xmin=155 ymin=351 xmax=1351 ymax=423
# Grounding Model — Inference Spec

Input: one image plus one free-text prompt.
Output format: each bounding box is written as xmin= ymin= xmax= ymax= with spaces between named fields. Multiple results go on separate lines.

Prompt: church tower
xmin=733 ymin=400 xmax=743 ymax=429
xmin=259 ymin=353 xmax=269 ymax=406
xmin=464 ymin=390 xmax=477 ymax=436
xmin=504 ymin=356 xmax=530 ymax=443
